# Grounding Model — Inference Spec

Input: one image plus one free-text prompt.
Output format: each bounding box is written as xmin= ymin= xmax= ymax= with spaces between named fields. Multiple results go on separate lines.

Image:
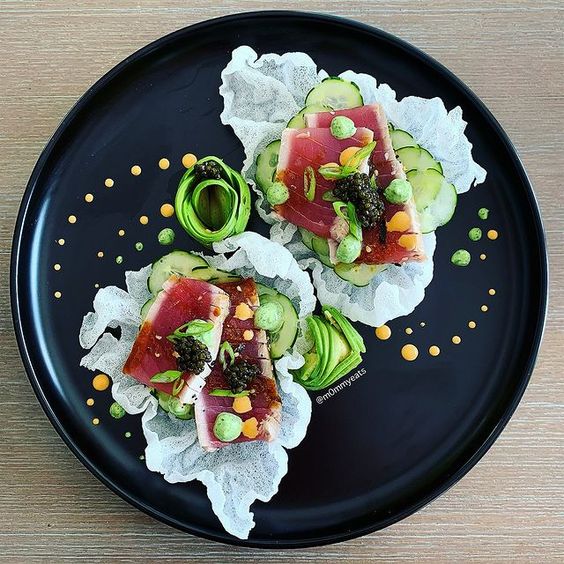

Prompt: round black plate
xmin=11 ymin=11 xmax=547 ymax=548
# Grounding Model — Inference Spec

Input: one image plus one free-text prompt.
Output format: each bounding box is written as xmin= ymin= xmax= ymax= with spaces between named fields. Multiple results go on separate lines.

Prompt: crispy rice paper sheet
xmin=220 ymin=46 xmax=486 ymax=326
xmin=79 ymin=233 xmax=314 ymax=539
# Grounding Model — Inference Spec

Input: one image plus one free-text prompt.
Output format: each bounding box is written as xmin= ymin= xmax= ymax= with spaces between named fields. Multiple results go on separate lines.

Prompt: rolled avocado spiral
xmin=175 ymin=156 xmax=251 ymax=246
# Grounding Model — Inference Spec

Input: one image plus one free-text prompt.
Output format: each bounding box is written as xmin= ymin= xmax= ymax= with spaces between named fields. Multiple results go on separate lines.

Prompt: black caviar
xmin=174 ymin=336 xmax=212 ymax=375
xmin=224 ymin=360 xmax=260 ymax=393
xmin=193 ymin=160 xmax=223 ymax=181
xmin=334 ymin=172 xmax=385 ymax=229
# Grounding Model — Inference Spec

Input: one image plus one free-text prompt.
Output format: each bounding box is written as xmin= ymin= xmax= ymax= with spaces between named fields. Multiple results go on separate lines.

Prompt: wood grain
xmin=1 ymin=1 xmax=563 ymax=561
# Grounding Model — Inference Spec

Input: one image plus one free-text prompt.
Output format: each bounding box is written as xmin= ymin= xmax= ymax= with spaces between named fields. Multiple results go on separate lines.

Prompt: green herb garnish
xmin=219 ymin=341 xmax=235 ymax=369
xmin=304 ymin=166 xmax=316 ymax=201
xmin=150 ymin=370 xmax=183 ymax=383
xmin=167 ymin=319 xmax=213 ymax=342
xmin=318 ymin=141 xmax=377 ymax=180
xmin=209 ymin=389 xmax=250 ymax=398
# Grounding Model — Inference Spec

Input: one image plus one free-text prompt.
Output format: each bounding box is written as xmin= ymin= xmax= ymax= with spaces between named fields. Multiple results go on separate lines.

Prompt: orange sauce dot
xmin=160 ymin=203 xmax=175 ymax=217
xmin=92 ymin=418 xmax=100 ymax=425
xmin=118 ymin=229 xmax=125 ymax=237
xmin=131 ymin=165 xmax=142 ymax=176
xmin=54 ymin=291 xmax=62 ymax=299
xmin=104 ymin=178 xmax=114 ymax=188
xmin=452 ymin=335 xmax=462 ymax=345
xmin=401 ymin=344 xmax=419 ymax=361
xmin=429 ymin=345 xmax=441 ymax=357
xmin=468 ymin=321 xmax=477 ymax=329
xmin=339 ymin=146 xmax=361 ymax=166
xmin=84 ymin=193 xmax=94 ymax=203
xmin=97 ymin=251 xmax=104 ymax=258
xmin=481 ymin=305 xmax=489 ymax=312
xmin=86 ymin=398 xmax=94 ymax=406
xmin=182 ymin=153 xmax=197 ymax=168
xmin=420 ymin=322 xmax=426 ymax=327
xmin=480 ymin=254 xmax=487 ymax=260
xmin=375 ymin=325 xmax=391 ymax=340
xmin=57 ymin=238 xmax=65 ymax=246
xmin=68 ymin=215 xmax=77 ymax=224
xmin=92 ymin=373 xmax=110 ymax=391
xmin=158 ymin=158 xmax=170 ymax=170
xmin=405 ymin=327 xmax=413 ymax=335
xmin=489 ymin=288 xmax=496 ymax=296
xmin=94 ymin=283 xmax=99 ymax=288
xmin=53 ymin=264 xmax=61 ymax=271
xmin=487 ymin=229 xmax=499 ymax=240
xmin=139 ymin=215 xmax=149 ymax=225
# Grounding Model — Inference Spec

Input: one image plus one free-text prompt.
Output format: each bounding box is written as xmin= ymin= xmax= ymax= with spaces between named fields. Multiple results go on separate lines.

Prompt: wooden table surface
xmin=1 ymin=1 xmax=563 ymax=561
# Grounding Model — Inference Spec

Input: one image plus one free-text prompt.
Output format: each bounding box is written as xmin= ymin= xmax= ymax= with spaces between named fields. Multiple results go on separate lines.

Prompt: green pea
xmin=109 ymin=401 xmax=126 ymax=419
xmin=213 ymin=412 xmax=242 ymax=442
xmin=451 ymin=249 xmax=471 ymax=267
xmin=330 ymin=116 xmax=356 ymax=140
xmin=158 ymin=228 xmax=175 ymax=246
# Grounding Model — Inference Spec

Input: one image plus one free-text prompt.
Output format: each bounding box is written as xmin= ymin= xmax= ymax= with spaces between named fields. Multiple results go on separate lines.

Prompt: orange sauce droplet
xmin=53 ymin=264 xmax=61 ymax=271
xmin=242 ymin=417 xmax=259 ymax=439
xmin=468 ymin=321 xmax=477 ymax=329
xmin=54 ymin=291 xmax=62 ymax=299
xmin=487 ymin=229 xmax=498 ymax=240
xmin=131 ymin=165 xmax=142 ymax=176
xmin=84 ymin=193 xmax=94 ymax=203
xmin=97 ymin=251 xmax=104 ymax=258
xmin=339 ymin=146 xmax=361 ymax=166
xmin=104 ymin=178 xmax=114 ymax=188
xmin=68 ymin=215 xmax=77 ymax=224
xmin=480 ymin=253 xmax=487 ymax=260
xmin=160 ymin=203 xmax=175 ymax=217
xmin=375 ymin=325 xmax=391 ymax=340
xmin=92 ymin=418 xmax=100 ymax=425
xmin=86 ymin=398 xmax=94 ymax=406
xmin=401 ymin=344 xmax=419 ymax=361
xmin=452 ymin=335 xmax=461 ymax=345
xmin=405 ymin=327 xmax=413 ymax=335
xmin=243 ymin=329 xmax=254 ymax=341
xmin=429 ymin=345 xmax=441 ymax=357
xmin=182 ymin=153 xmax=197 ymax=168
xmin=118 ymin=229 xmax=125 ymax=237
xmin=158 ymin=158 xmax=170 ymax=170
xmin=57 ymin=238 xmax=65 ymax=245
xmin=139 ymin=215 xmax=149 ymax=225
xmin=420 ymin=322 xmax=426 ymax=327
xmin=233 ymin=396 xmax=252 ymax=414
xmin=489 ymin=288 xmax=496 ymax=296
xmin=481 ymin=305 xmax=489 ymax=312
xmin=92 ymin=373 xmax=110 ymax=391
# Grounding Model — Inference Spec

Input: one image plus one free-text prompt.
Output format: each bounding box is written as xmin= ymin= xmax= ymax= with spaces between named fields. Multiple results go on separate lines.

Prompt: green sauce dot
xmin=135 ymin=242 xmax=143 ymax=251
xmin=451 ymin=249 xmax=471 ymax=267
xmin=478 ymin=207 xmax=489 ymax=220
xmin=115 ymin=255 xmax=123 ymax=264
xmin=124 ymin=431 xmax=132 ymax=438
xmin=109 ymin=401 xmax=126 ymax=419
xmin=158 ymin=228 xmax=175 ymax=246
xmin=468 ymin=227 xmax=482 ymax=241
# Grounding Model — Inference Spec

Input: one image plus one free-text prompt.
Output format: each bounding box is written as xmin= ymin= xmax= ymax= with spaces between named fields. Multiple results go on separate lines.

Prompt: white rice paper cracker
xmin=79 ymin=234 xmax=314 ymax=539
xmin=220 ymin=46 xmax=486 ymax=326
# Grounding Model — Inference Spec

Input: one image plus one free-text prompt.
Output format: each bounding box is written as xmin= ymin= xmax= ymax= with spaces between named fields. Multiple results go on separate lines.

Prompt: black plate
xmin=11 ymin=11 xmax=547 ymax=548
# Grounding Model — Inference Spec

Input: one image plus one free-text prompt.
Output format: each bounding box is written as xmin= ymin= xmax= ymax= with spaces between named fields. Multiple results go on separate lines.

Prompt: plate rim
xmin=10 ymin=10 xmax=549 ymax=549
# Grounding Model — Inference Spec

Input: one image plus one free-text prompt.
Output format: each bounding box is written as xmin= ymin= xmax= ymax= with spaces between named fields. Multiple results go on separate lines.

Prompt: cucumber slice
xmin=311 ymin=235 xmax=330 ymax=258
xmin=255 ymin=140 xmax=281 ymax=192
xmin=334 ymin=262 xmax=388 ymax=287
xmin=287 ymin=103 xmax=332 ymax=128
xmin=260 ymin=292 xmax=299 ymax=360
xmin=396 ymin=146 xmax=443 ymax=174
xmin=148 ymin=251 xmax=208 ymax=294
xmin=419 ymin=181 xmax=458 ymax=233
xmin=305 ymin=77 xmax=363 ymax=110
xmin=140 ymin=297 xmax=156 ymax=320
xmin=298 ymin=227 xmax=315 ymax=251
xmin=390 ymin=129 xmax=416 ymax=150
xmin=406 ymin=168 xmax=445 ymax=212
